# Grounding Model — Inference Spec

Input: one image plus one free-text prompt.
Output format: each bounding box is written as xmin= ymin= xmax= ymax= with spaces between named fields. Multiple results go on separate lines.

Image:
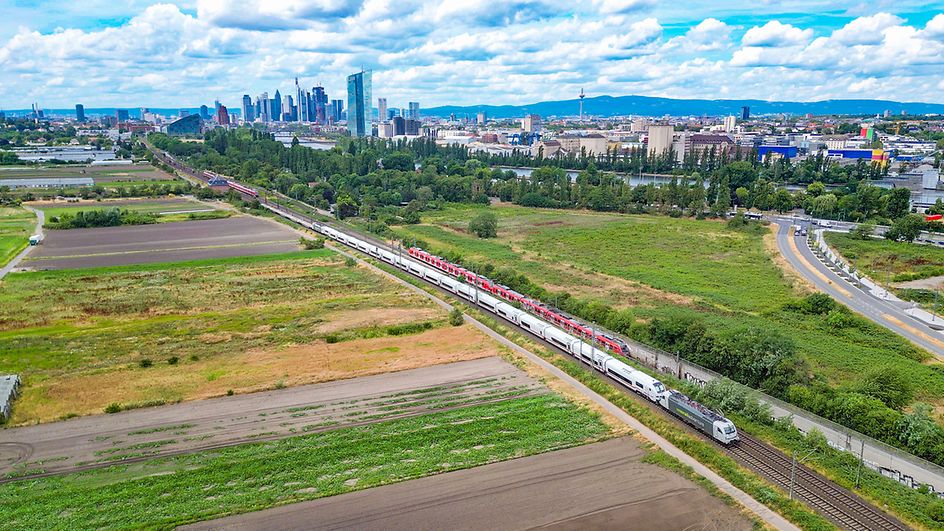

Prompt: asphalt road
xmin=0 ymin=206 xmax=43 ymax=279
xmin=773 ymin=218 xmax=944 ymax=360
xmin=183 ymin=437 xmax=751 ymax=531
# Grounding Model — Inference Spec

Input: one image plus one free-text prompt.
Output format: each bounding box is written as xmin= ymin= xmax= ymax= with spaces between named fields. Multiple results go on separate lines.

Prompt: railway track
xmin=148 ymin=145 xmax=914 ymax=531
xmin=728 ymin=435 xmax=907 ymax=530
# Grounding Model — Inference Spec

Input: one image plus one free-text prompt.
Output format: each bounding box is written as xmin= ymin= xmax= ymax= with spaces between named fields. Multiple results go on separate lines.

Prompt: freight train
xmin=308 ymin=223 xmax=739 ymax=445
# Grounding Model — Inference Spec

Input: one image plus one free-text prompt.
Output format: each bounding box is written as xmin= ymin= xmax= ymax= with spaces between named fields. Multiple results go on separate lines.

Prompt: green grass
xmin=0 ymin=207 xmax=36 ymax=267
xmin=825 ymin=232 xmax=944 ymax=283
xmin=0 ymin=394 xmax=610 ymax=530
xmin=391 ymin=204 xmax=944 ymax=401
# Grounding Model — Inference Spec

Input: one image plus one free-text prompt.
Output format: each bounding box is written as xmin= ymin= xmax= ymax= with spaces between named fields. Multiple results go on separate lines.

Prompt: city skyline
xmin=0 ymin=1 xmax=942 ymax=109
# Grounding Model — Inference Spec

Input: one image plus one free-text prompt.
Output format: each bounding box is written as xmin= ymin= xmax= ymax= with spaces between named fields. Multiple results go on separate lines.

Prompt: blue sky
xmin=1 ymin=1 xmax=943 ymax=110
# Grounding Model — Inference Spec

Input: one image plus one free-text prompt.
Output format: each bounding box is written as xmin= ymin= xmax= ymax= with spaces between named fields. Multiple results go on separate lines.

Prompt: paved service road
xmin=184 ymin=437 xmax=752 ymax=531
xmin=0 ymin=206 xmax=43 ymax=279
xmin=773 ymin=218 xmax=944 ymax=360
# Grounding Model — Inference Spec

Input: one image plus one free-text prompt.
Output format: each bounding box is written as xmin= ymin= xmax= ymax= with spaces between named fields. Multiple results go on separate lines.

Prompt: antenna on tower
xmin=579 ymin=88 xmax=585 ymax=122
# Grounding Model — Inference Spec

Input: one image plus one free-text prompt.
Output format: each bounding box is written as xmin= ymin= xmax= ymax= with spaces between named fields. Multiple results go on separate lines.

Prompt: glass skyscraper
xmin=347 ymin=70 xmax=371 ymax=137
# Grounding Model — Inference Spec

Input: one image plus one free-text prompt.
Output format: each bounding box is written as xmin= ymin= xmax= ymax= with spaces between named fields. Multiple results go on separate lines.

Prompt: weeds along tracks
xmin=727 ymin=435 xmax=907 ymax=531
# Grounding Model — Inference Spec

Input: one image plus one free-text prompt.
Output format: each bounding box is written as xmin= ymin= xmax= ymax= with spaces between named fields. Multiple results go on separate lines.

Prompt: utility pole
xmin=855 ymin=439 xmax=865 ymax=488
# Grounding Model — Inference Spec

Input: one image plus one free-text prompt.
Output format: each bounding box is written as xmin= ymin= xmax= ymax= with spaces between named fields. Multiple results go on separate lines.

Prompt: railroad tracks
xmin=728 ymin=435 xmax=908 ymax=530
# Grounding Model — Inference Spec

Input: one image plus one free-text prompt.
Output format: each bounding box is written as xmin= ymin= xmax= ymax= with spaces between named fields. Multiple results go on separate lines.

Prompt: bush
xmin=190 ymin=354 xmax=199 ymax=361
xmin=344 ymin=257 xmax=356 ymax=267
xmin=469 ymin=211 xmax=498 ymax=238
xmin=449 ymin=308 xmax=464 ymax=326
xmin=167 ymin=356 xmax=179 ymax=365
xmin=226 ymin=389 xmax=234 ymax=396
xmin=104 ymin=403 xmax=122 ymax=414
xmin=139 ymin=358 xmax=153 ymax=368
xmin=300 ymin=236 xmax=325 ymax=249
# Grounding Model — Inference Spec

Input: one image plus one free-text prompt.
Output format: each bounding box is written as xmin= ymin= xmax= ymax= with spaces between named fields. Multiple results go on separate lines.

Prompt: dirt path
xmin=184 ymin=437 xmax=752 ymax=531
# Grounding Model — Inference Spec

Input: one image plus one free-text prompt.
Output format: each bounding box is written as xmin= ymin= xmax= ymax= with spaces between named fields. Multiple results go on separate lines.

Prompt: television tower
xmin=579 ymin=88 xmax=585 ymax=121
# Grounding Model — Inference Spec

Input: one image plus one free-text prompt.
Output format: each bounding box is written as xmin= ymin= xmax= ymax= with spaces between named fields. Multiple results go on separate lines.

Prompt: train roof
xmin=668 ymin=390 xmax=727 ymax=423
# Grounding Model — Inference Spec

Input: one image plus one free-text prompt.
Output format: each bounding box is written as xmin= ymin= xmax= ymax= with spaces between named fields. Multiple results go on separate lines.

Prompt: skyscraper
xmin=312 ymin=86 xmax=328 ymax=124
xmin=272 ymin=90 xmax=282 ymax=122
xmin=331 ymin=99 xmax=344 ymax=123
xmin=258 ymin=92 xmax=270 ymax=122
xmin=741 ymin=106 xmax=750 ymax=120
xmin=216 ymin=105 xmax=230 ymax=126
xmin=200 ymin=105 xmax=210 ymax=120
xmin=476 ymin=111 xmax=487 ymax=125
xmin=723 ymin=115 xmax=736 ymax=132
xmin=116 ymin=109 xmax=129 ymax=122
xmin=241 ymin=95 xmax=253 ymax=123
xmin=377 ymin=98 xmax=387 ymax=123
xmin=408 ymin=102 xmax=420 ymax=121
xmin=75 ymin=104 xmax=85 ymax=123
xmin=281 ymin=94 xmax=292 ymax=121
xmin=347 ymin=70 xmax=372 ymax=137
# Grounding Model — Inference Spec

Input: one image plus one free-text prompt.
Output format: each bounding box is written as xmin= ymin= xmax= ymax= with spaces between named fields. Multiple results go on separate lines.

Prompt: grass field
xmin=389 ymin=204 xmax=944 ymax=402
xmin=0 ymin=207 xmax=35 ymax=267
xmin=0 ymin=250 xmax=501 ymax=424
xmin=30 ymin=198 xmax=229 ymax=225
xmin=825 ymin=232 xmax=944 ymax=283
xmin=0 ymin=394 xmax=611 ymax=529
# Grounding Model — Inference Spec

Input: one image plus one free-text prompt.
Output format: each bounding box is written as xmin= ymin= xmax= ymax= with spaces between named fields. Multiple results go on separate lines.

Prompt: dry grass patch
xmin=763 ymin=225 xmax=815 ymax=296
xmin=10 ymin=325 xmax=499 ymax=425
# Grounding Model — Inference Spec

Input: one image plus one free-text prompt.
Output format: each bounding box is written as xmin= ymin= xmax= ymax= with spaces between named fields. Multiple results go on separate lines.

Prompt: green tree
xmin=851 ymin=223 xmax=875 ymax=240
xmin=469 ymin=211 xmax=498 ymax=238
xmin=811 ymin=193 xmax=838 ymax=218
xmin=854 ymin=367 xmax=915 ymax=410
xmin=885 ymin=214 xmax=924 ymax=242
xmin=884 ymin=187 xmax=912 ymax=219
xmin=807 ymin=181 xmax=826 ymax=198
xmin=898 ymin=403 xmax=937 ymax=450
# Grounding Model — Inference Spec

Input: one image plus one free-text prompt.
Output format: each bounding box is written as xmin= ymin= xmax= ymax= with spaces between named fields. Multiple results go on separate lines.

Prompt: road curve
xmin=773 ymin=219 xmax=944 ymax=360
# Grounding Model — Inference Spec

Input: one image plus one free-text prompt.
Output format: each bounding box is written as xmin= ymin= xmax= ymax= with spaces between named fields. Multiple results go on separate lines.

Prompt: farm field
xmin=29 ymin=197 xmax=228 ymax=224
xmin=0 ymin=250 xmax=504 ymax=424
xmin=0 ymin=393 xmax=613 ymax=530
xmin=0 ymin=163 xmax=177 ymax=187
xmin=187 ymin=437 xmax=751 ymax=531
xmin=0 ymin=207 xmax=35 ymax=267
xmin=389 ymin=204 xmax=944 ymax=401
xmin=21 ymin=216 xmax=298 ymax=269
xmin=0 ymin=358 xmax=539 ymax=479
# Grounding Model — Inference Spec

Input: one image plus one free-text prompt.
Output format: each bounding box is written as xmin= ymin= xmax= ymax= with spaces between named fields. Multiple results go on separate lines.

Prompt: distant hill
xmin=1 ymin=108 xmax=241 ymax=119
xmin=424 ymin=94 xmax=944 ymax=119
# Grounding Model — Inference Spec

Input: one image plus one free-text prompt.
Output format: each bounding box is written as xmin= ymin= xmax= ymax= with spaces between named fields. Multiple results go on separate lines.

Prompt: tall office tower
xmin=377 ymin=98 xmax=387 ymax=123
xmin=346 ymin=70 xmax=372 ymax=137
xmin=408 ymin=102 xmax=420 ymax=121
xmin=75 ymin=104 xmax=85 ymax=123
xmin=387 ymin=109 xmax=396 ymax=120
xmin=723 ymin=115 xmax=736 ymax=133
xmin=214 ymin=99 xmax=221 ymax=113
xmin=476 ymin=111 xmax=487 ymax=125
xmin=216 ymin=105 xmax=230 ymax=126
xmin=311 ymin=86 xmax=327 ymax=124
xmin=741 ymin=106 xmax=750 ymax=120
xmin=272 ymin=90 xmax=282 ymax=122
xmin=241 ymin=94 xmax=254 ymax=123
xmin=331 ymin=99 xmax=344 ymax=122
xmin=199 ymin=105 xmax=209 ymax=120
xmin=116 ymin=109 xmax=130 ymax=122
xmin=258 ymin=92 xmax=271 ymax=122
xmin=295 ymin=78 xmax=303 ymax=122
xmin=283 ymin=94 xmax=294 ymax=121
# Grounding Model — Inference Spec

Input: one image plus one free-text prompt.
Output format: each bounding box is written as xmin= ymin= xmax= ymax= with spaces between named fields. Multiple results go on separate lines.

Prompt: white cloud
xmin=925 ymin=13 xmax=944 ymax=39
xmin=197 ymin=0 xmax=364 ymax=31
xmin=742 ymin=20 xmax=813 ymax=47
xmin=830 ymin=13 xmax=903 ymax=45
xmin=594 ymin=0 xmax=656 ymax=15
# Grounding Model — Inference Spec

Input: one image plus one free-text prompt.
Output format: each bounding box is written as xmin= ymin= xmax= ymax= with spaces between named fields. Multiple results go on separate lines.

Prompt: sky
xmin=1 ymin=0 xmax=943 ymax=110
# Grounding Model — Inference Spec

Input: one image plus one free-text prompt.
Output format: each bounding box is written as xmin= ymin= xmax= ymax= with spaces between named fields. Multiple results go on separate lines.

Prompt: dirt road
xmin=184 ymin=436 xmax=752 ymax=531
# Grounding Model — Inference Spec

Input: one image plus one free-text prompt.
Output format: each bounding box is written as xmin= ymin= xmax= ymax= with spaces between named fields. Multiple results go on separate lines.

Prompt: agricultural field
xmin=29 ymin=197 xmax=230 ymax=225
xmin=0 ymin=393 xmax=612 ymax=529
xmin=21 ymin=216 xmax=298 ymax=269
xmin=0 ymin=163 xmax=178 ymax=192
xmin=0 ymin=250 xmax=503 ymax=424
xmin=0 ymin=207 xmax=36 ymax=267
xmin=389 ymin=204 xmax=944 ymax=402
